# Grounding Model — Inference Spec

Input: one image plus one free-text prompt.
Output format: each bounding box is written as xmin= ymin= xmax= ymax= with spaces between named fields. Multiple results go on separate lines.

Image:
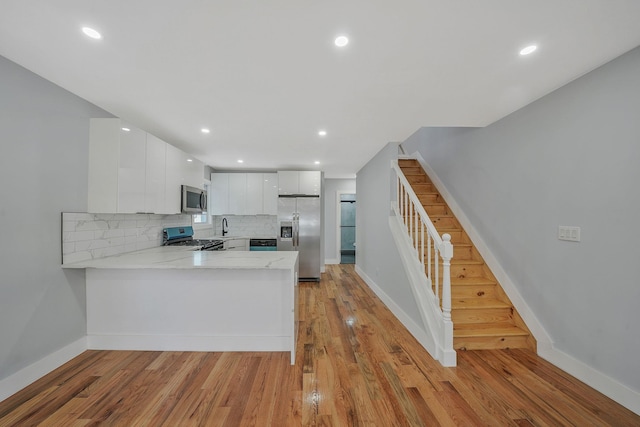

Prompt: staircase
xmin=398 ymin=159 xmax=536 ymax=351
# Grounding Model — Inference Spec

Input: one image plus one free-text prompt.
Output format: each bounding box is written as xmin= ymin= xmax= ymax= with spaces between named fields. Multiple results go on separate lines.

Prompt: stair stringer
xmin=409 ymin=152 xmax=552 ymax=353
xmin=388 ymin=205 xmax=457 ymax=367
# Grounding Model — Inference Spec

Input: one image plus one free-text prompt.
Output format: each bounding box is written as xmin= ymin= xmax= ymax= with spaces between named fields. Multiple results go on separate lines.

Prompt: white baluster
xmin=435 ymin=245 xmax=440 ymax=303
xmin=427 ymin=233 xmax=431 ymax=281
xmin=441 ymin=233 xmax=453 ymax=322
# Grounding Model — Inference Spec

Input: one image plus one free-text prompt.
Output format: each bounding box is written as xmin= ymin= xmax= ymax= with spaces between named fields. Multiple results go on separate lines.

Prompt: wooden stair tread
xmin=450 ymin=277 xmax=496 ymax=286
xmin=424 ymin=258 xmax=482 ymax=266
xmin=454 ymin=323 xmax=528 ymax=337
xmin=451 ymin=298 xmax=511 ymax=309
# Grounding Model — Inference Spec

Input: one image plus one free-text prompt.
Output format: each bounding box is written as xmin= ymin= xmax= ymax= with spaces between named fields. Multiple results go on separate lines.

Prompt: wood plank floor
xmin=1 ymin=264 xmax=638 ymax=426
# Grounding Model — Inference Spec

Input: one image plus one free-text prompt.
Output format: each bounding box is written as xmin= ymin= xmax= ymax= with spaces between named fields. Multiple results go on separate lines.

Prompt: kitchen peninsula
xmin=63 ymin=248 xmax=299 ymax=364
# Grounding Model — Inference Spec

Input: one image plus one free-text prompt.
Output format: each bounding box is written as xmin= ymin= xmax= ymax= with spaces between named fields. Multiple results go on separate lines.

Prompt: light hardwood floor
xmin=1 ymin=264 xmax=638 ymax=426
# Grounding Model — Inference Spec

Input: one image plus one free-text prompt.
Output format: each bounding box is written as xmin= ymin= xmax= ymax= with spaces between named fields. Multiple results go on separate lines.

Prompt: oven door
xmin=181 ymin=185 xmax=207 ymax=213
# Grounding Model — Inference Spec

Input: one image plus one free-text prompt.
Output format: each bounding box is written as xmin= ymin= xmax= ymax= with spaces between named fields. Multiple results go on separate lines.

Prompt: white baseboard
xmin=325 ymin=258 xmax=340 ymax=265
xmin=539 ymin=346 xmax=640 ymax=415
xmin=87 ymin=334 xmax=290 ymax=352
xmin=0 ymin=337 xmax=87 ymax=403
xmin=354 ymin=265 xmax=434 ymax=357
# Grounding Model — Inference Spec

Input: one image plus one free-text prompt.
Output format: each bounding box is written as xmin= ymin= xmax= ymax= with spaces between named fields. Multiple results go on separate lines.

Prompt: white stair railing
xmin=391 ymin=159 xmax=454 ymax=364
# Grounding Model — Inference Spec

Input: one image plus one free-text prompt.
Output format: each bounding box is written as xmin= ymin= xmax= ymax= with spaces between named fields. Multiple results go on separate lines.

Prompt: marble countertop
xmin=203 ymin=236 xmax=277 ymax=241
xmin=62 ymin=246 xmax=298 ymax=270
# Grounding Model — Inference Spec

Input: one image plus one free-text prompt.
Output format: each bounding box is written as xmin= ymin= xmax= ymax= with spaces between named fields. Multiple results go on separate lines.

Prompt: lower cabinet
xmin=224 ymin=238 xmax=249 ymax=251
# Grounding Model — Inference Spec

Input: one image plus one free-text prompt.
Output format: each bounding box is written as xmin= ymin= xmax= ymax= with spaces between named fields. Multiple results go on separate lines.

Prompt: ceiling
xmin=2 ymin=1 xmax=640 ymax=178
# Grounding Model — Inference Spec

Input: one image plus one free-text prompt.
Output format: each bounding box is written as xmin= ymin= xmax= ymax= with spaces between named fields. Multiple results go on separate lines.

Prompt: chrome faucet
xmin=222 ymin=217 xmax=229 ymax=236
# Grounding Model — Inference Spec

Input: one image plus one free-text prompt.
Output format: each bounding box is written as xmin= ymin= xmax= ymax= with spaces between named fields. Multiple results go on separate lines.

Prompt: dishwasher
xmin=249 ymin=238 xmax=277 ymax=251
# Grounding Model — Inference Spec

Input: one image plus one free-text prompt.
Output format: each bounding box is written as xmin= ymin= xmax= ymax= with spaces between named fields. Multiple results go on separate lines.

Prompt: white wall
xmin=323 ymin=179 xmax=356 ymax=263
xmin=0 ymin=56 xmax=112 ymax=382
xmin=356 ymin=142 xmax=424 ymax=327
xmin=402 ymin=46 xmax=640 ymax=397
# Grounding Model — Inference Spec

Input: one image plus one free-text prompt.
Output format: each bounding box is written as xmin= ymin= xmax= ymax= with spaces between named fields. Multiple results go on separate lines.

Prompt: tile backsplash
xmin=62 ymin=212 xmax=191 ymax=264
xmin=211 ymin=215 xmax=277 ymax=238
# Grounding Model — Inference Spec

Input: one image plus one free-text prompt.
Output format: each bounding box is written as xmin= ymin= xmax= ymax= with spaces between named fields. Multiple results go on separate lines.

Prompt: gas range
xmin=162 ymin=226 xmax=224 ymax=251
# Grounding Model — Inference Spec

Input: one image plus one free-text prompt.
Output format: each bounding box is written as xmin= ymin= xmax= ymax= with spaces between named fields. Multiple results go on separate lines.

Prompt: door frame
xmin=336 ymin=192 xmax=356 ymax=264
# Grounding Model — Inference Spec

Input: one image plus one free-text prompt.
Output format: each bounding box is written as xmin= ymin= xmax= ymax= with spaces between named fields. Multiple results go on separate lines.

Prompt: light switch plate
xmin=558 ymin=226 xmax=581 ymax=242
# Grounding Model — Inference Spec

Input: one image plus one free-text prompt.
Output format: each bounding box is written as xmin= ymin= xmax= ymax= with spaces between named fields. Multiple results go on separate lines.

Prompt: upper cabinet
xmin=88 ymin=118 xmax=204 ymax=214
xmin=277 ymin=171 xmax=321 ymax=196
xmin=211 ymin=172 xmax=277 ymax=215
xmin=262 ymin=173 xmax=278 ymax=214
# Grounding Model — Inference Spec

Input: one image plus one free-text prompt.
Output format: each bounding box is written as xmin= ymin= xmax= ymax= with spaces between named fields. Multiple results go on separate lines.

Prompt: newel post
xmin=440 ymin=234 xmax=454 ymax=322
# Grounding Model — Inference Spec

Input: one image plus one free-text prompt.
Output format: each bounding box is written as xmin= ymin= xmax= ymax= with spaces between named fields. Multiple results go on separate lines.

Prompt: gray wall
xmin=0 ymin=56 xmax=112 ymax=381
xmin=356 ymin=142 xmax=423 ymax=327
xmin=323 ymin=179 xmax=356 ymax=263
xmin=402 ymin=46 xmax=640 ymax=392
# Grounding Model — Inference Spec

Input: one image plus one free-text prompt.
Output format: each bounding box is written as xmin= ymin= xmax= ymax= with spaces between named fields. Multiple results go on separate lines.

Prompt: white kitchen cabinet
xmin=277 ymin=171 xmax=321 ymax=196
xmin=117 ymin=125 xmax=147 ymax=213
xmin=246 ymin=174 xmax=264 ymax=215
xmin=88 ymin=119 xmax=121 ymax=213
xmin=228 ymin=174 xmax=247 ymax=214
xmin=277 ymin=171 xmax=298 ymax=196
xmin=184 ymin=156 xmax=205 ymax=189
xmin=144 ymin=134 xmax=166 ymax=214
xmin=263 ymin=173 xmax=278 ymax=215
xmin=210 ymin=173 xmax=229 ymax=215
xmin=299 ymin=171 xmax=322 ymax=195
xmin=224 ymin=238 xmax=249 ymax=251
xmin=89 ymin=118 xmax=204 ymax=214
xmin=211 ymin=172 xmax=278 ymax=215
xmin=163 ymin=143 xmax=183 ymax=214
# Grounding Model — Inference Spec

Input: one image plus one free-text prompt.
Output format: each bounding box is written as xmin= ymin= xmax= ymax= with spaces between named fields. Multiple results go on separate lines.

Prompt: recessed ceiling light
xmin=314 ymin=161 xmax=321 ymax=165
xmin=201 ymin=128 xmax=210 ymax=134
xmin=318 ymin=130 xmax=327 ymax=137
xmin=237 ymin=159 xmax=244 ymax=163
xmin=121 ymin=127 xmax=130 ymax=132
xmin=520 ymin=45 xmax=537 ymax=55
xmin=334 ymin=35 xmax=349 ymax=47
xmin=187 ymin=159 xmax=193 ymax=162
xmin=82 ymin=27 xmax=102 ymax=40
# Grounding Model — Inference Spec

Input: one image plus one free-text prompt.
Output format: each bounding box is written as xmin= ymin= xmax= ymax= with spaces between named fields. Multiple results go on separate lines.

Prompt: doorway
xmin=339 ymin=193 xmax=356 ymax=264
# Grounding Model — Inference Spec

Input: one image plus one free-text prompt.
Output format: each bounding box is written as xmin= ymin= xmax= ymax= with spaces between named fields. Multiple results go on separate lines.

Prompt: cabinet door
xmin=184 ymin=157 xmax=204 ymax=189
xmin=263 ymin=173 xmax=278 ymax=215
xmin=164 ymin=144 xmax=183 ymax=214
xmin=117 ymin=125 xmax=147 ymax=213
xmin=88 ymin=118 xmax=120 ymax=213
xmin=228 ymin=174 xmax=247 ymax=214
xmin=298 ymin=171 xmax=321 ymax=195
xmin=210 ymin=173 xmax=229 ymax=215
xmin=246 ymin=174 xmax=263 ymax=215
xmin=277 ymin=171 xmax=299 ymax=195
xmin=144 ymin=134 xmax=166 ymax=213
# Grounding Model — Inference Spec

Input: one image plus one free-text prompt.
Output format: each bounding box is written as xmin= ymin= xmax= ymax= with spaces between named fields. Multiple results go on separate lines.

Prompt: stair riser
xmin=453 ymin=335 xmax=530 ymax=351
xmin=423 ymin=204 xmax=451 ymax=215
xmin=406 ymin=174 xmax=429 ymax=184
xmin=455 ymin=246 xmax=473 ymax=260
xmin=419 ymin=194 xmax=445 ymax=204
xmin=398 ymin=159 xmax=420 ymax=167
xmin=452 ymin=308 xmax=513 ymax=324
xmin=412 ymin=183 xmax=437 ymax=193
xmin=445 ymin=264 xmax=486 ymax=278
xmin=401 ymin=167 xmax=425 ymax=175
xmin=431 ymin=217 xmax=460 ymax=229
xmin=451 ymin=286 xmax=497 ymax=299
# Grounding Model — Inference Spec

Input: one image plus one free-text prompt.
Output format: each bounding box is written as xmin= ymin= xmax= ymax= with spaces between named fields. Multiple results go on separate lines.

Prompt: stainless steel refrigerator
xmin=277 ymin=196 xmax=321 ymax=280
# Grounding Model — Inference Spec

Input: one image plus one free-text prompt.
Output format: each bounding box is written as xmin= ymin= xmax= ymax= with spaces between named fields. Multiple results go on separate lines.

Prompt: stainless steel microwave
xmin=181 ymin=185 xmax=207 ymax=213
